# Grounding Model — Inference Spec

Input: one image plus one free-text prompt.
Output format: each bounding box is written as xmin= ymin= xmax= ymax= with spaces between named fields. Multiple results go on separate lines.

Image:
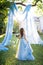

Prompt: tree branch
xmin=16 ymin=2 xmax=26 ymax=6
xmin=14 ymin=2 xmax=36 ymax=6
xmin=0 ymin=1 xmax=37 ymax=9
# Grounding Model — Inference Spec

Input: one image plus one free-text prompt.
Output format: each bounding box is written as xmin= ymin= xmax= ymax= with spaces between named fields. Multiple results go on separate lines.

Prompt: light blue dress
xmin=16 ymin=36 xmax=35 ymax=60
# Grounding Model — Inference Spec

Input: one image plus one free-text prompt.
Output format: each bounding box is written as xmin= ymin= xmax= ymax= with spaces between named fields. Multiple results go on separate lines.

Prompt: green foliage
xmin=7 ymin=0 xmax=26 ymax=3
xmin=0 ymin=20 xmax=6 ymax=34
xmin=32 ymin=0 xmax=42 ymax=5
xmin=35 ymin=1 xmax=43 ymax=16
xmin=0 ymin=1 xmax=10 ymax=34
xmin=0 ymin=9 xmax=8 ymax=34
xmin=0 ymin=9 xmax=7 ymax=34
xmin=37 ymin=1 xmax=43 ymax=10
xmin=0 ymin=1 xmax=11 ymax=9
xmin=21 ymin=0 xmax=26 ymax=3
xmin=13 ymin=20 xmax=19 ymax=33
xmin=18 ymin=6 xmax=22 ymax=11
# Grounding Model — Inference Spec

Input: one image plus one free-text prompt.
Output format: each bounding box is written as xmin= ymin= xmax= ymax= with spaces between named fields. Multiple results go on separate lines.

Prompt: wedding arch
xmin=0 ymin=3 xmax=43 ymax=51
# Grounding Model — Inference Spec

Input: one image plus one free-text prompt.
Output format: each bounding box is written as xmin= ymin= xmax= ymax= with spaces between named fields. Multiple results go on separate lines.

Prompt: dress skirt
xmin=16 ymin=37 xmax=35 ymax=60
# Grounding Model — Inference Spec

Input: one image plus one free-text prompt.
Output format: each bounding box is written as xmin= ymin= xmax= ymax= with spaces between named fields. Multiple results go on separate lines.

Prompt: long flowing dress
xmin=16 ymin=36 xmax=35 ymax=60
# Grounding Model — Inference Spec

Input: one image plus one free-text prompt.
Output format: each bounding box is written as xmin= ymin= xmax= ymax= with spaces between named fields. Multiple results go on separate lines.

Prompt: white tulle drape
xmin=15 ymin=7 xmax=43 ymax=44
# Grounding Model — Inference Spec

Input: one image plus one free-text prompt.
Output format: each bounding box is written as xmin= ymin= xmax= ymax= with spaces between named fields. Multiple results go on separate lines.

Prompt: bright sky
xmin=25 ymin=0 xmax=33 ymax=4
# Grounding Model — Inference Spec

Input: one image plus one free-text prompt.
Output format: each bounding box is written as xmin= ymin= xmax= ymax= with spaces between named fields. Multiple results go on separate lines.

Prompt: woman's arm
xmin=16 ymin=33 xmax=21 ymax=39
xmin=18 ymin=35 xmax=21 ymax=39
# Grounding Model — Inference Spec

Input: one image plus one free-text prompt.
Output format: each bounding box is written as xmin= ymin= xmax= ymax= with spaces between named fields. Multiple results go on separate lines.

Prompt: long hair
xmin=20 ymin=28 xmax=24 ymax=38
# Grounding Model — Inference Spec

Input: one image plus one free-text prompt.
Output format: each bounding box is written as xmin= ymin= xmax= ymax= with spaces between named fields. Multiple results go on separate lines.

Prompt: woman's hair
xmin=20 ymin=28 xmax=24 ymax=38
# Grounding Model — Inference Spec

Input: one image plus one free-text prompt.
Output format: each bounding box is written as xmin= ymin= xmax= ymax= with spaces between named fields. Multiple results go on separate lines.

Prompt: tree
xmin=32 ymin=0 xmax=42 ymax=4
xmin=0 ymin=0 xmax=10 ymax=34
xmin=35 ymin=1 xmax=43 ymax=16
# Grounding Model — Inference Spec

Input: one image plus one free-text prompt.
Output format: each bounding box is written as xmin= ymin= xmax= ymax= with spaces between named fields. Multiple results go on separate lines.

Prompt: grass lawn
xmin=0 ymin=34 xmax=43 ymax=65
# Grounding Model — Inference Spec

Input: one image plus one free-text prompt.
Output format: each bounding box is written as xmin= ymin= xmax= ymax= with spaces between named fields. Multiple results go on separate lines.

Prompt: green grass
xmin=0 ymin=34 xmax=5 ymax=43
xmin=0 ymin=34 xmax=43 ymax=65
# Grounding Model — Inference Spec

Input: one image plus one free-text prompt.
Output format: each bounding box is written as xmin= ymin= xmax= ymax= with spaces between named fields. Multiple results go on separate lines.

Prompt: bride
xmin=16 ymin=28 xmax=35 ymax=60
